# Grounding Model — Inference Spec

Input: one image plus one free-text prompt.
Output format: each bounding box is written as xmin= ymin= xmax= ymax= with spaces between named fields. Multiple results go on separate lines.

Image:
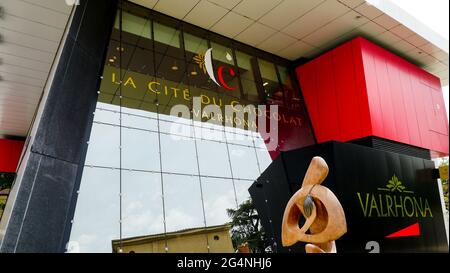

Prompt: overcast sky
xmin=391 ymin=0 xmax=449 ymax=119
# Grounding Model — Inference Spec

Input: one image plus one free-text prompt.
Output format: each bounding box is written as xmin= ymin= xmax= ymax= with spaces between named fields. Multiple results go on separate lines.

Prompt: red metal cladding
xmin=297 ymin=36 xmax=449 ymax=156
xmin=0 ymin=139 xmax=24 ymax=173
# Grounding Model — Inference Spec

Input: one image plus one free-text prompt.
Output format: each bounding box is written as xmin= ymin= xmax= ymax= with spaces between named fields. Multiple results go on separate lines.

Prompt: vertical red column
xmin=0 ymin=139 xmax=24 ymax=173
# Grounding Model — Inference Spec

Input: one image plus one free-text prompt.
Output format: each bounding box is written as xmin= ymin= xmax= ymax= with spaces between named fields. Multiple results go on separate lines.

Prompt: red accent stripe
xmin=385 ymin=222 xmax=420 ymax=238
xmin=0 ymin=139 xmax=24 ymax=172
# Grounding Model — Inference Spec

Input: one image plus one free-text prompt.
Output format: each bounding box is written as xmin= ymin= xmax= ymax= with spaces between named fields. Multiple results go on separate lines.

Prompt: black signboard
xmin=249 ymin=141 xmax=448 ymax=253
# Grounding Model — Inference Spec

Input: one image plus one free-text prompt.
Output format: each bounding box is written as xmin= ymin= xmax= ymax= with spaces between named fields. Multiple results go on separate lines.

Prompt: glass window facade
xmin=68 ymin=4 xmax=305 ymax=253
xmin=235 ymin=50 xmax=259 ymax=102
xmin=258 ymin=59 xmax=283 ymax=105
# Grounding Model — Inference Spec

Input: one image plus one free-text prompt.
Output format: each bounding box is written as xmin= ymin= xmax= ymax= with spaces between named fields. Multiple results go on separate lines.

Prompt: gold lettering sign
xmin=99 ymin=66 xmax=303 ymax=130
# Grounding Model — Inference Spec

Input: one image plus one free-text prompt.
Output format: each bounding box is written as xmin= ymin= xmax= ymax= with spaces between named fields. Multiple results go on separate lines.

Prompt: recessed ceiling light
xmin=116 ymin=46 xmax=124 ymax=52
xmin=263 ymin=82 xmax=269 ymax=86
xmin=191 ymin=70 xmax=198 ymax=76
xmin=109 ymin=58 xmax=115 ymax=63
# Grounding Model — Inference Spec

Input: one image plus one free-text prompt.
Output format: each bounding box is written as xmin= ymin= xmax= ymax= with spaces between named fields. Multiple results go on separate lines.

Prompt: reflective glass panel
xmin=122 ymin=170 xmax=164 ymax=238
xmin=202 ymin=177 xmax=236 ymax=226
xmin=161 ymin=135 xmax=198 ymax=175
xmin=258 ymin=59 xmax=283 ymax=103
xmin=184 ymin=32 xmax=208 ymax=60
xmin=114 ymin=11 xmax=151 ymax=39
xmin=256 ymin=148 xmax=272 ymax=171
xmin=163 ymin=174 xmax=204 ymax=232
xmin=235 ymin=51 xmax=259 ymax=102
xmin=228 ymin=144 xmax=260 ymax=180
xmin=234 ymin=179 xmax=254 ymax=205
xmin=68 ymin=167 xmax=120 ymax=253
xmin=84 ymin=123 xmax=120 ymax=168
xmin=197 ymin=139 xmax=232 ymax=177
xmin=122 ymin=128 xmax=160 ymax=172
xmin=154 ymin=22 xmax=181 ymax=51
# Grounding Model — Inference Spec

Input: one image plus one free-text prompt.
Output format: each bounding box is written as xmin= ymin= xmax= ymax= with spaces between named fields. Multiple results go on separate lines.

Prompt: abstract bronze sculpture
xmin=281 ymin=157 xmax=347 ymax=253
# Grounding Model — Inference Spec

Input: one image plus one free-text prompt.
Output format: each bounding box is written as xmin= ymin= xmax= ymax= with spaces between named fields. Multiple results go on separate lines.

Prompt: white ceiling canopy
xmin=0 ymin=0 xmax=72 ymax=137
xmin=131 ymin=0 xmax=449 ymax=86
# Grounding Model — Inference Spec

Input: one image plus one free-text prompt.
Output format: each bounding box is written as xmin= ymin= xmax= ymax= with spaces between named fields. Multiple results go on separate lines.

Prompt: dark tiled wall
xmin=0 ymin=0 xmax=118 ymax=253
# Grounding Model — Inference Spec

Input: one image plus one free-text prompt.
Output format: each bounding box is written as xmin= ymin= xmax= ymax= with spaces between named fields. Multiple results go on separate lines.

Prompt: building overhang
xmin=0 ymin=0 xmax=73 ymax=137
xmin=130 ymin=0 xmax=448 ymax=86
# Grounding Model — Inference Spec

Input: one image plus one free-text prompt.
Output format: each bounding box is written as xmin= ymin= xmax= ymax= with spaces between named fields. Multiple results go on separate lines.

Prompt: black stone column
xmin=0 ymin=0 xmax=118 ymax=253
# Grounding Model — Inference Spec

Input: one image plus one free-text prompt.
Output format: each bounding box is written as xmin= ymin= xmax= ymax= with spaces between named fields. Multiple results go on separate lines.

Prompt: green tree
xmin=226 ymin=199 xmax=268 ymax=253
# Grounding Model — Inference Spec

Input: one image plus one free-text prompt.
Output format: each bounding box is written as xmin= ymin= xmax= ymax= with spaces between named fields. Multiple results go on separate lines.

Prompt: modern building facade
xmin=0 ymin=0 xmax=448 ymax=253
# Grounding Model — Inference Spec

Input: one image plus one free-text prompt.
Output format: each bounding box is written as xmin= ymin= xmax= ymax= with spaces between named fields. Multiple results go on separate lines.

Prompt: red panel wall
xmin=297 ymin=36 xmax=449 ymax=156
xmin=0 ymin=139 xmax=24 ymax=172
xmin=297 ymin=38 xmax=372 ymax=144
